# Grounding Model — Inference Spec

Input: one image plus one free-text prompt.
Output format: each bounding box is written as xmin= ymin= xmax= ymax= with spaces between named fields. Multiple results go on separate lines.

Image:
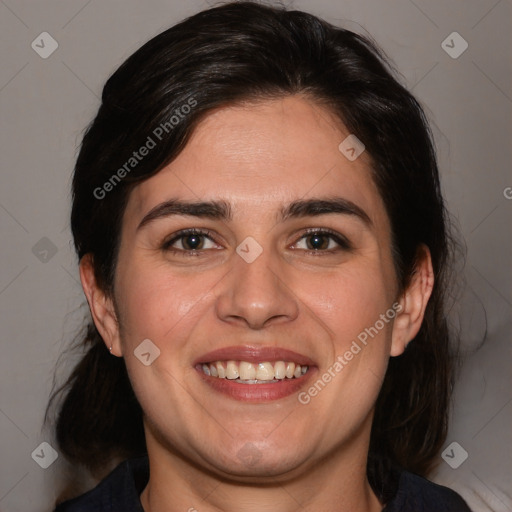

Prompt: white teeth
xmin=239 ymin=361 xmax=256 ymax=380
xmin=226 ymin=360 xmax=239 ymax=379
xmin=234 ymin=379 xmax=278 ymax=384
xmin=274 ymin=361 xmax=286 ymax=379
xmin=256 ymin=362 xmax=274 ymax=380
xmin=216 ymin=361 xmax=226 ymax=378
xmin=201 ymin=360 xmax=309 ymax=381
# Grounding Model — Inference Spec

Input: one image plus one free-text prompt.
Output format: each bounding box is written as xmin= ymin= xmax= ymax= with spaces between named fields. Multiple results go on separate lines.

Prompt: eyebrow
xmin=137 ymin=197 xmax=372 ymax=230
xmin=281 ymin=198 xmax=372 ymax=226
xmin=137 ymin=199 xmax=232 ymax=230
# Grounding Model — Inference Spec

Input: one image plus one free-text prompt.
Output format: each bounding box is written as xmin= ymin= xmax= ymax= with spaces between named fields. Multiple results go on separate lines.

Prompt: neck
xmin=139 ymin=426 xmax=383 ymax=512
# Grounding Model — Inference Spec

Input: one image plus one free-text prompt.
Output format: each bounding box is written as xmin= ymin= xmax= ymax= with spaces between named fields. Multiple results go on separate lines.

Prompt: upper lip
xmin=194 ymin=345 xmax=316 ymax=367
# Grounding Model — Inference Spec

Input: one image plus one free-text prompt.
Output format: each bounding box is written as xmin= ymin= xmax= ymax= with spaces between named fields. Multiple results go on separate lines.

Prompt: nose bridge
xmin=215 ymin=243 xmax=298 ymax=329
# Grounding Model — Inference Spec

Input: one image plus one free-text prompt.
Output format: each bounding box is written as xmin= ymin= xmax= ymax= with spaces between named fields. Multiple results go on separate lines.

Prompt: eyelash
xmin=292 ymin=228 xmax=352 ymax=254
xmin=161 ymin=227 xmax=352 ymax=257
xmin=161 ymin=228 xmax=217 ymax=256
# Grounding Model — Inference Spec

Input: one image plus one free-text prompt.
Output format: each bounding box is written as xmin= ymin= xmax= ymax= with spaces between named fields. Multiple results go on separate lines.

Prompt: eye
xmin=162 ymin=228 xmax=220 ymax=254
xmin=292 ymin=229 xmax=351 ymax=253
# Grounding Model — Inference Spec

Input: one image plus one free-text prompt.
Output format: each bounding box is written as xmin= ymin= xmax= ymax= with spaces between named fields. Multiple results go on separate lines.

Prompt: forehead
xmin=126 ymin=95 xmax=386 ymax=227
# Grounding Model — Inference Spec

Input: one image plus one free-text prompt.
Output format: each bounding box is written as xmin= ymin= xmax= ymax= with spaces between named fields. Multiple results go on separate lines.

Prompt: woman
xmin=48 ymin=2 xmax=471 ymax=511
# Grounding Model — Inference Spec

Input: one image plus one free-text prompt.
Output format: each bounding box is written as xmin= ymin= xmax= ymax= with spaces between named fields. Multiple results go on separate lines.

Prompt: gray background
xmin=0 ymin=1 xmax=510 ymax=511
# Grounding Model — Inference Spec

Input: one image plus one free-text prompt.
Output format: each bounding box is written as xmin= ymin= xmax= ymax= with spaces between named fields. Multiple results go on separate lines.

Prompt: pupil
xmin=308 ymin=234 xmax=327 ymax=250
xmin=184 ymin=234 xmax=202 ymax=250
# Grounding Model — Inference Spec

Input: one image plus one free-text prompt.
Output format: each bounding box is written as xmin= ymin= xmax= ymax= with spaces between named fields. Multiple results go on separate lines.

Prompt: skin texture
xmin=81 ymin=96 xmax=434 ymax=512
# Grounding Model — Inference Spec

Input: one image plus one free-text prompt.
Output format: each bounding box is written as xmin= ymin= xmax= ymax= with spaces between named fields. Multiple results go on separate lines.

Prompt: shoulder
xmin=53 ymin=456 xmax=148 ymax=512
xmin=385 ymin=470 xmax=472 ymax=512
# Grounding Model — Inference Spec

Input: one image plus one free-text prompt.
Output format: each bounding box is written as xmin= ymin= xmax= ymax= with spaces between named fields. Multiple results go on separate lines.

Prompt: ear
xmin=79 ymin=254 xmax=123 ymax=357
xmin=390 ymin=245 xmax=434 ymax=357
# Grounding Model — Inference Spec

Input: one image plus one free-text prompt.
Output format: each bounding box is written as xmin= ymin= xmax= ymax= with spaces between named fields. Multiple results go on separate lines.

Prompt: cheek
xmin=301 ymin=264 xmax=395 ymax=347
xmin=115 ymin=260 xmax=215 ymax=346
xmin=296 ymin=268 xmax=396 ymax=433
xmin=114 ymin=264 xmax=213 ymax=425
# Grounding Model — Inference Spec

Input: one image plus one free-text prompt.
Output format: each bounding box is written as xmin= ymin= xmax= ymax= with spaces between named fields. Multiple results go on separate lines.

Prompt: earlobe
xmin=390 ymin=245 xmax=434 ymax=357
xmin=79 ymin=254 xmax=122 ymax=356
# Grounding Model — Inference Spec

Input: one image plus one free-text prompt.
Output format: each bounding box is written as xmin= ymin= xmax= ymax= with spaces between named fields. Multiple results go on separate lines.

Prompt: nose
xmin=214 ymin=246 xmax=299 ymax=330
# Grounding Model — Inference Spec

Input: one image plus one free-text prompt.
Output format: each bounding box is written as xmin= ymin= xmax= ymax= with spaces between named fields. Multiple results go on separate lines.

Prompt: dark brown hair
xmin=47 ymin=0 xmax=458 ymax=494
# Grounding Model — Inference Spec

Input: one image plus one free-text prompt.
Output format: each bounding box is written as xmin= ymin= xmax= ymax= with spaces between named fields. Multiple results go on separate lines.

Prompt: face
xmin=86 ymin=96 xmax=423 ymax=481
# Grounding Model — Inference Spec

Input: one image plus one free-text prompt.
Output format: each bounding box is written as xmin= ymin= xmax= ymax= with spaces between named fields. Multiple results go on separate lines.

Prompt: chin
xmin=203 ymin=443 xmax=312 ymax=481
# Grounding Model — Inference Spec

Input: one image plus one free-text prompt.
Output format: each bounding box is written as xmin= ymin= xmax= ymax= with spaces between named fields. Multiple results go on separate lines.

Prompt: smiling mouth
xmin=199 ymin=360 xmax=309 ymax=383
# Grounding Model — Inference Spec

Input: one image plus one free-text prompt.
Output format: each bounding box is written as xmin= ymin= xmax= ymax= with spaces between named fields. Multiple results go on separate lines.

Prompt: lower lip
xmin=196 ymin=366 xmax=316 ymax=402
